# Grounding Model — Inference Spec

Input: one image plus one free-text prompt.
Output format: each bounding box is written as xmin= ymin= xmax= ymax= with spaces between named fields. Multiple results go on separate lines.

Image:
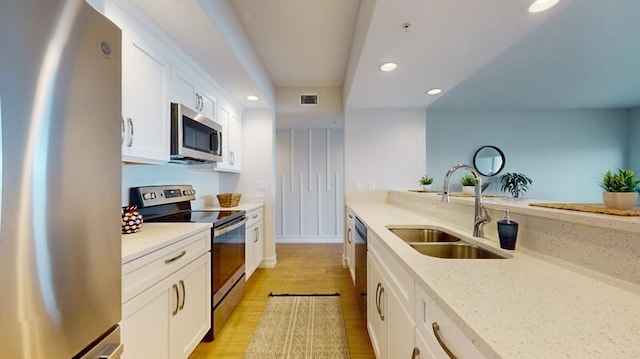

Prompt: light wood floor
xmin=189 ymin=243 xmax=375 ymax=359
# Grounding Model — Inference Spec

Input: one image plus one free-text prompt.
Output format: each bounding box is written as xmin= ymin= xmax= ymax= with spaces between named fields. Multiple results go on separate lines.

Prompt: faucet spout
xmin=441 ymin=164 xmax=491 ymax=237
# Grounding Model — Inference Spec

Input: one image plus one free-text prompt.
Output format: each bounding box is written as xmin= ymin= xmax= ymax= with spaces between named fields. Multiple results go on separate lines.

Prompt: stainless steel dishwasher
xmin=354 ymin=216 xmax=368 ymax=320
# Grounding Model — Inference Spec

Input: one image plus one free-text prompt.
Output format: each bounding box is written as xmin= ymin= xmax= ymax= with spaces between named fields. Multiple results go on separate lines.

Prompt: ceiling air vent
xmin=300 ymin=93 xmax=319 ymax=106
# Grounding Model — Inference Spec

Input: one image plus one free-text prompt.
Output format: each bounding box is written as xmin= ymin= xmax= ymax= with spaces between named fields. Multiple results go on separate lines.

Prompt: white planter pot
xmin=421 ymin=184 xmax=433 ymax=191
xmin=462 ymin=186 xmax=475 ymax=195
xmin=602 ymin=192 xmax=638 ymax=210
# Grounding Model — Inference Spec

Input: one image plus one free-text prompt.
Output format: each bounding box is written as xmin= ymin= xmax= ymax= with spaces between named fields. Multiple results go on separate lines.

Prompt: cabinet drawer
xmin=123 ymin=230 xmax=210 ymax=303
xmin=245 ymin=207 xmax=264 ymax=227
xmin=415 ymin=284 xmax=485 ymax=359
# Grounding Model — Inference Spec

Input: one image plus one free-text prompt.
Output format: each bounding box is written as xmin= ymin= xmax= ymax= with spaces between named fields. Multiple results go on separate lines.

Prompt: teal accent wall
xmin=629 ymin=107 xmax=640 ymax=174
xmin=425 ymin=109 xmax=629 ymax=202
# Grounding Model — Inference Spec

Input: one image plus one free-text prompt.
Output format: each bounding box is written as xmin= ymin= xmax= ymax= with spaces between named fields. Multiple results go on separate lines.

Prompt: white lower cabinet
xmin=414 ymin=283 xmax=486 ymax=359
xmin=413 ymin=330 xmax=437 ymax=359
xmin=245 ymin=206 xmax=264 ymax=279
xmin=367 ymin=232 xmax=415 ymax=359
xmin=122 ymin=230 xmax=211 ymax=359
xmin=345 ymin=207 xmax=355 ymax=285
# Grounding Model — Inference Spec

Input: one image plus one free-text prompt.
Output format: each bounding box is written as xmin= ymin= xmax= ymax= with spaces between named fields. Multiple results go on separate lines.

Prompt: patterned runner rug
xmin=243 ymin=294 xmax=350 ymax=359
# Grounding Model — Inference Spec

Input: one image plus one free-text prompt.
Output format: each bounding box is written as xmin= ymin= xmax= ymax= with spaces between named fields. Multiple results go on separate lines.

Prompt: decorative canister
xmin=122 ymin=206 xmax=143 ymax=234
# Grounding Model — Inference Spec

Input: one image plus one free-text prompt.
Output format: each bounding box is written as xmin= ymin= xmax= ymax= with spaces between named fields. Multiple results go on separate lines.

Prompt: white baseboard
xmin=259 ymin=255 xmax=277 ymax=268
xmin=276 ymin=236 xmax=343 ymax=244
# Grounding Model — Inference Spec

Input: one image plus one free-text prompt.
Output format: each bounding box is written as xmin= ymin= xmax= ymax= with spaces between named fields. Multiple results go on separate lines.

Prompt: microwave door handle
xmin=218 ymin=131 xmax=223 ymax=156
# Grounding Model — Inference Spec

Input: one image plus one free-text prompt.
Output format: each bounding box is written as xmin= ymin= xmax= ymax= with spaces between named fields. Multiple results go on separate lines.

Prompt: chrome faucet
xmin=441 ymin=164 xmax=491 ymax=237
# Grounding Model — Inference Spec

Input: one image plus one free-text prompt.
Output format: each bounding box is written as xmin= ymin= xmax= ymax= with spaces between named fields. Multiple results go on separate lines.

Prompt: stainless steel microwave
xmin=170 ymin=103 xmax=222 ymax=164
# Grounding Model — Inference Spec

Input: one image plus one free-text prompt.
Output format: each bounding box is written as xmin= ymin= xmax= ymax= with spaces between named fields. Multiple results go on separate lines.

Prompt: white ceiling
xmin=232 ymin=0 xmax=360 ymax=87
xmin=130 ymin=0 xmax=637 ymax=123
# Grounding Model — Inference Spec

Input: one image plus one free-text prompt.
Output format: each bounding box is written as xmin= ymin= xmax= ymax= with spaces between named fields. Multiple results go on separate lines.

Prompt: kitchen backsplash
xmin=121 ymin=163 xmax=221 ymax=206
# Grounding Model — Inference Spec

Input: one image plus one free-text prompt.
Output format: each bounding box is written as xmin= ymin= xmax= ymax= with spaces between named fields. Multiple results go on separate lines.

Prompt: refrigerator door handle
xmin=96 ymin=343 xmax=124 ymax=359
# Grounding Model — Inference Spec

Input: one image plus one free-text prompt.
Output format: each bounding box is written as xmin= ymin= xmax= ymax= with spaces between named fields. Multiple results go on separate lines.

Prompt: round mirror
xmin=473 ymin=145 xmax=505 ymax=177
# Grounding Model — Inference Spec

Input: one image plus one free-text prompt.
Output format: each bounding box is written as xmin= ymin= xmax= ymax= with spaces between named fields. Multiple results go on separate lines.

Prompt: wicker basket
xmin=217 ymin=193 xmax=242 ymax=207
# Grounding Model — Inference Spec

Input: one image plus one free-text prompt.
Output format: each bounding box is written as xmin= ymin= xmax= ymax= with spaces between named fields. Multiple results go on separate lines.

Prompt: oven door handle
xmin=214 ymin=218 xmax=247 ymax=236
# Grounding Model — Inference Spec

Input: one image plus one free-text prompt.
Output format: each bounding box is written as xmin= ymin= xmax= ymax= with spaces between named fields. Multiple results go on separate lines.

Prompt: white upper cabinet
xmin=214 ymin=106 xmax=242 ymax=172
xmin=107 ymin=1 xmax=170 ymax=164
xmin=170 ymin=64 xmax=216 ymax=121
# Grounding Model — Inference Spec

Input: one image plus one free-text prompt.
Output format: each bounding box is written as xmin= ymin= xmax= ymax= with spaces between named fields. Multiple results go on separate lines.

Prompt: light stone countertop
xmin=195 ymin=202 xmax=263 ymax=212
xmin=347 ymin=196 xmax=640 ymax=359
xmin=121 ymin=222 xmax=212 ymax=264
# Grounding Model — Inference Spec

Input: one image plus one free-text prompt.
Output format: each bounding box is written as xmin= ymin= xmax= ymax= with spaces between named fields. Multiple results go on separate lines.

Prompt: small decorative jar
xmin=122 ymin=206 xmax=143 ymax=234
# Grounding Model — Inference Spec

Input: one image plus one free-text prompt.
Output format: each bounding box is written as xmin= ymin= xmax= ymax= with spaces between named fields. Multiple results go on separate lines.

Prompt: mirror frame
xmin=473 ymin=145 xmax=506 ymax=177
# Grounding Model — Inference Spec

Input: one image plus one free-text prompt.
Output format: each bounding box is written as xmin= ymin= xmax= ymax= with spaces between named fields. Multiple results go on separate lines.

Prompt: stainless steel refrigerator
xmin=0 ymin=1 xmax=123 ymax=358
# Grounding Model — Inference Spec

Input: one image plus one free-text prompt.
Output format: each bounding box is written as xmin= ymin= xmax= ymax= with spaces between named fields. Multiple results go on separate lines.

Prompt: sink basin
xmin=409 ymin=242 xmax=508 ymax=259
xmin=387 ymin=226 xmax=462 ymax=243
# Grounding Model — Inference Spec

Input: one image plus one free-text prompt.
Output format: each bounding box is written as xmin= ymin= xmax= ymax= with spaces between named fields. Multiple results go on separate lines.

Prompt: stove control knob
xmin=151 ymin=193 xmax=157 ymax=199
xmin=143 ymin=193 xmax=151 ymax=200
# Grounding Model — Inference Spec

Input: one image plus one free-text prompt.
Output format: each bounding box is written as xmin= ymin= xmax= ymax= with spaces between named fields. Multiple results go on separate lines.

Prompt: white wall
xmin=121 ymin=163 xmax=220 ymax=206
xmin=425 ymin=109 xmax=629 ymax=202
xmin=219 ymin=109 xmax=277 ymax=266
xmin=344 ymin=108 xmax=426 ymax=194
xmin=275 ymin=129 xmax=344 ymax=242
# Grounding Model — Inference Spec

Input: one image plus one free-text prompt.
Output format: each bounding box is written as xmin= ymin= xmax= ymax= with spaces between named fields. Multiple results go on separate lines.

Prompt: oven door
xmin=212 ymin=217 xmax=246 ymax=303
xmin=170 ymin=103 xmax=222 ymax=162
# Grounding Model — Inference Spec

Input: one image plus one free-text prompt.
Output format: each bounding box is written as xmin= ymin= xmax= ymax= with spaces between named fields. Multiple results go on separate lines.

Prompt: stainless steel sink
xmin=387 ymin=226 xmax=462 ymax=243
xmin=409 ymin=242 xmax=508 ymax=259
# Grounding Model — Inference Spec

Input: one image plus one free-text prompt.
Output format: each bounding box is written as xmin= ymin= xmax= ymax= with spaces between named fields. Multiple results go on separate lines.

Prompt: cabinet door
xmin=245 ymin=220 xmax=263 ymax=279
xmin=171 ymin=70 xmax=196 ymax=109
xmin=229 ymin=114 xmax=242 ymax=169
xmin=169 ymin=254 xmax=211 ymax=359
xmin=122 ymin=282 xmax=171 ymax=359
xmin=387 ymin=285 xmax=415 ymax=359
xmin=367 ymin=252 xmax=387 ymax=359
xmin=252 ymin=219 xmax=263 ymax=270
xmin=200 ymin=93 xmax=216 ymax=120
xmin=346 ymin=209 xmax=355 ymax=285
xmin=121 ymin=31 xmax=169 ymax=164
xmin=414 ymin=330 xmax=436 ymax=359
xmin=245 ymin=222 xmax=257 ymax=278
xmin=214 ymin=106 xmax=242 ymax=172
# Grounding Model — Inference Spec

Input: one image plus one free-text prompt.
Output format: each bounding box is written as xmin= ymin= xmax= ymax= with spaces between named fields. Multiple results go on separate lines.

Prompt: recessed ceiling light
xmin=426 ymin=88 xmax=443 ymax=95
xmin=380 ymin=62 xmax=397 ymax=72
xmin=527 ymin=0 xmax=560 ymax=13
xmin=246 ymin=95 xmax=259 ymax=101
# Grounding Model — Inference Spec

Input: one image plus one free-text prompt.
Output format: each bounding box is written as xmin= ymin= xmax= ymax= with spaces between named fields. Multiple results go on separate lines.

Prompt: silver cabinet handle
xmin=348 ymin=214 xmax=353 ymax=219
xmin=126 ymin=118 xmax=134 ymax=147
xmin=96 ymin=343 xmax=124 ymax=359
xmin=172 ymin=284 xmax=179 ymax=316
xmin=254 ymin=227 xmax=259 ymax=243
xmin=178 ymin=280 xmax=186 ymax=310
xmin=412 ymin=347 xmax=420 ymax=359
xmin=252 ymin=214 xmax=258 ymax=219
xmin=379 ymin=285 xmax=385 ymax=321
xmin=229 ymin=151 xmax=234 ymax=165
xmin=347 ymin=228 xmax=352 ymax=244
xmin=121 ymin=117 xmax=125 ymax=145
xmin=164 ymin=250 xmax=186 ymax=264
xmin=432 ymin=322 xmax=458 ymax=359
xmin=375 ymin=282 xmax=382 ymax=318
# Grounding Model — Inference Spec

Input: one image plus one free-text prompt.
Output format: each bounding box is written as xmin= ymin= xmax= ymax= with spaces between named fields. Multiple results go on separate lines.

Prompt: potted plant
xmin=460 ymin=174 xmax=477 ymax=195
xmin=418 ymin=175 xmax=434 ymax=191
xmin=599 ymin=169 xmax=640 ymax=210
xmin=499 ymin=172 xmax=533 ymax=198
